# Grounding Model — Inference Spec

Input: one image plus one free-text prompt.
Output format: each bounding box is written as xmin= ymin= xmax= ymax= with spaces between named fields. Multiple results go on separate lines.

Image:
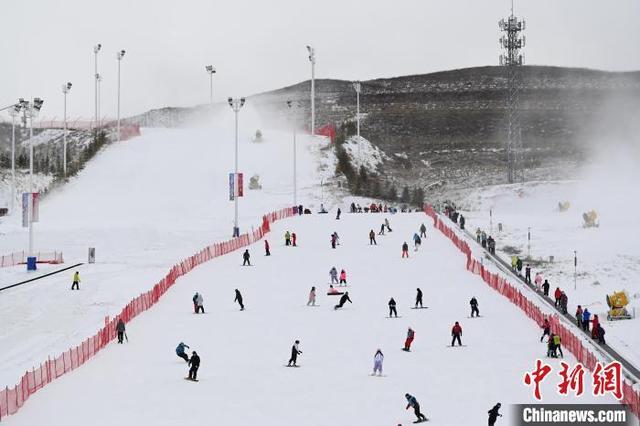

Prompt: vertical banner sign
xmin=237 ymin=173 xmax=244 ymax=197
xmin=22 ymin=193 xmax=29 ymax=227
xmin=32 ymin=192 xmax=39 ymax=222
xmin=229 ymin=173 xmax=235 ymax=201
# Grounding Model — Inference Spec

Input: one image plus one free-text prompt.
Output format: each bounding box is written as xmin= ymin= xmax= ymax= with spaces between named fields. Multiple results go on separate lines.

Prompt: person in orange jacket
xmin=554 ymin=287 xmax=562 ymax=307
xmin=451 ymin=322 xmax=463 ymax=346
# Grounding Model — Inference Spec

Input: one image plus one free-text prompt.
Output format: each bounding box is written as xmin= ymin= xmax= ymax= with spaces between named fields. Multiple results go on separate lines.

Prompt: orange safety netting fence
xmin=0 ymin=206 xmax=296 ymax=421
xmin=0 ymin=251 xmax=64 ymax=268
xmin=423 ymin=206 xmax=640 ymax=418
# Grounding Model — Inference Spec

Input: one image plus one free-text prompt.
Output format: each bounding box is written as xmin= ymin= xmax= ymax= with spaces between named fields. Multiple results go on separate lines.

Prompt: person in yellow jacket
xmin=511 ymin=256 xmax=518 ymax=270
xmin=553 ymin=334 xmax=563 ymax=358
xmin=71 ymin=271 xmax=80 ymax=290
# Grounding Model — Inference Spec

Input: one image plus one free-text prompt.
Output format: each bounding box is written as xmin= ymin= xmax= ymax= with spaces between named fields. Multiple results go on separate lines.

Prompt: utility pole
xmin=206 ymin=65 xmax=216 ymax=104
xmin=94 ymin=43 xmax=102 ymax=128
xmin=228 ymin=97 xmax=245 ymax=237
xmin=62 ymin=82 xmax=72 ymax=176
xmin=287 ymin=100 xmax=298 ymax=206
xmin=117 ymin=50 xmax=126 ymax=142
xmin=306 ymin=45 xmax=316 ymax=135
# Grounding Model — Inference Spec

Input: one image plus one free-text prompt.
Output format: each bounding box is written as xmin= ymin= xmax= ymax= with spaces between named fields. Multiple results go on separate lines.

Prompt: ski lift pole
xmin=573 ymin=250 xmax=577 ymax=290
xmin=527 ymin=227 xmax=531 ymax=259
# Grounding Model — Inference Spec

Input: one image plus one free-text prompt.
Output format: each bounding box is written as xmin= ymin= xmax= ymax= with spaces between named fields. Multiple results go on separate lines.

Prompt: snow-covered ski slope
xmin=3 ymin=212 xmax=618 ymax=425
xmin=0 ymin=120 xmax=331 ymax=387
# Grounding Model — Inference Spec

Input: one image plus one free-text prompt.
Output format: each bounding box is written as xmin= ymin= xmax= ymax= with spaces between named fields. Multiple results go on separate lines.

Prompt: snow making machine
xmin=606 ymin=291 xmax=633 ymax=321
xmin=583 ymin=210 xmax=599 ymax=228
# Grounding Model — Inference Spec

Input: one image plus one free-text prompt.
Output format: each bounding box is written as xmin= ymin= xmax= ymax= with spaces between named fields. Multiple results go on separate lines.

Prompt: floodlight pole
xmin=94 ymin=44 xmax=101 ymax=128
xmin=306 ymin=46 xmax=316 ymax=136
xmin=206 ymin=66 xmax=216 ymax=104
xmin=62 ymin=83 xmax=72 ymax=176
xmin=287 ymin=101 xmax=297 ymax=206
xmin=8 ymin=104 xmax=20 ymax=210
xmin=117 ymin=50 xmax=126 ymax=142
xmin=228 ymin=97 xmax=245 ymax=237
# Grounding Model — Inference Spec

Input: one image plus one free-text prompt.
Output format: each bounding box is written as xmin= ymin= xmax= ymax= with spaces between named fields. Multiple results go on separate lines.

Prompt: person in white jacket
xmin=307 ymin=286 xmax=317 ymax=306
xmin=372 ymin=349 xmax=384 ymax=376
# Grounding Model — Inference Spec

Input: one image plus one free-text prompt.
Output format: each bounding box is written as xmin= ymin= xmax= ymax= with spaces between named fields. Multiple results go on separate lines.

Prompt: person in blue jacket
xmin=176 ymin=342 xmax=190 ymax=363
xmin=582 ymin=309 xmax=591 ymax=333
xmin=405 ymin=393 xmax=427 ymax=422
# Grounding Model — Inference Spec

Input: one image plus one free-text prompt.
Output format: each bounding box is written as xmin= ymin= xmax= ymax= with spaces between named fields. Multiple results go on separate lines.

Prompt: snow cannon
xmin=558 ymin=201 xmax=570 ymax=212
xmin=582 ymin=210 xmax=599 ymax=228
xmin=606 ymin=291 xmax=632 ymax=321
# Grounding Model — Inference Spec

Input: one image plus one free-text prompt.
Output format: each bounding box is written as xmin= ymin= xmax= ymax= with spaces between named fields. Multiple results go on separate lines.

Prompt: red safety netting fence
xmin=0 ymin=251 xmax=64 ymax=268
xmin=423 ymin=206 xmax=640 ymax=418
xmin=0 ymin=206 xmax=296 ymax=421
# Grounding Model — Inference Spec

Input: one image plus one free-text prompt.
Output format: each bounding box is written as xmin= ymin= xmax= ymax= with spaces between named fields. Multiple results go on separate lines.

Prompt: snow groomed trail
xmin=3 ymin=212 xmax=618 ymax=425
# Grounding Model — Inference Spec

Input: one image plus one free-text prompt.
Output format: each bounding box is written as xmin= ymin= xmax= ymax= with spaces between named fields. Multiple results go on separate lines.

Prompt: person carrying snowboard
xmin=234 ymin=289 xmax=244 ymax=311
xmin=470 ymin=296 xmax=480 ymax=317
xmin=307 ymin=286 xmax=317 ymax=306
xmin=542 ymin=279 xmax=550 ymax=297
xmin=372 ymin=349 xmax=384 ymax=376
xmin=369 ymin=229 xmax=377 ymax=245
xmin=287 ymin=340 xmax=302 ymax=367
xmin=193 ymin=292 xmax=204 ymax=314
xmin=188 ymin=351 xmax=200 ymax=381
xmin=71 ymin=271 xmax=81 ymax=290
xmin=176 ymin=342 xmax=190 ymax=363
xmin=403 ymin=328 xmax=415 ymax=351
xmin=402 ymin=242 xmax=409 ymax=258
xmin=451 ymin=321 xmax=463 ymax=347
xmin=415 ymin=288 xmax=423 ymax=308
xmin=334 ymin=292 xmax=352 ymax=310
xmin=488 ymin=403 xmax=502 ymax=426
xmin=116 ymin=318 xmax=126 ymax=344
xmin=420 ymin=223 xmax=427 ymax=238
xmin=242 ymin=249 xmax=251 ymax=266
xmin=405 ymin=393 xmax=427 ymax=423
xmin=285 ymin=231 xmax=291 ymax=246
xmin=388 ymin=298 xmax=398 ymax=318
xmin=540 ymin=318 xmax=551 ymax=342
xmin=265 ymin=239 xmax=271 ymax=256
xmin=339 ymin=269 xmax=347 ymax=285
xmin=330 ymin=267 xmax=339 ymax=284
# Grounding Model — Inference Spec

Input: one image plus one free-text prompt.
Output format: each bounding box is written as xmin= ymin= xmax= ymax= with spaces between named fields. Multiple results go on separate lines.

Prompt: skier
xmin=405 ymin=393 xmax=427 ymax=423
xmin=525 ymin=264 xmax=532 ymax=283
xmin=413 ymin=233 xmax=421 ymax=251
xmin=285 ymin=231 xmax=291 ymax=246
xmin=369 ymin=229 xmax=377 ymax=245
xmin=415 ymin=288 xmax=423 ymax=308
xmin=554 ymin=287 xmax=562 ymax=307
xmin=331 ymin=233 xmax=337 ymax=249
xmin=193 ymin=292 xmax=204 ymax=314
xmin=451 ymin=321 xmax=463 ymax=347
xmin=330 ymin=267 xmax=339 ymax=284
xmin=292 ymin=232 xmax=297 ymax=247
xmin=470 ymin=296 xmax=480 ymax=317
xmin=188 ymin=351 xmax=200 ymax=381
xmin=334 ymin=292 xmax=352 ymax=310
xmin=534 ymin=272 xmax=543 ymax=292
xmin=388 ymin=298 xmax=398 ymax=318
xmin=175 ymin=342 xmax=190 ymax=362
xmin=336 ymin=208 xmax=341 ymax=220
xmin=420 ymin=223 xmax=427 ymax=238
xmin=553 ymin=333 xmax=563 ymax=358
xmin=582 ymin=308 xmax=591 ymax=333
xmin=488 ymin=403 xmax=502 ymax=426
xmin=540 ymin=318 xmax=551 ymax=342
xmin=542 ymin=279 xmax=550 ymax=297
xmin=402 ymin=242 xmax=409 ymax=258
xmin=403 ymin=327 xmax=415 ymax=351
xmin=372 ymin=349 xmax=384 ymax=376
xmin=242 ymin=249 xmax=251 ymax=266
xmin=116 ymin=318 xmax=126 ymax=344
xmin=307 ymin=286 xmax=316 ymax=306
xmin=385 ymin=218 xmax=392 ymax=232
xmin=71 ymin=271 xmax=81 ymax=290
xmin=339 ymin=269 xmax=347 ymax=286
xmin=575 ymin=305 xmax=583 ymax=328
xmin=264 ymin=239 xmax=271 ymax=256
xmin=287 ymin=340 xmax=302 ymax=367
xmin=234 ymin=289 xmax=244 ymax=311
xmin=378 ymin=223 xmax=385 ymax=235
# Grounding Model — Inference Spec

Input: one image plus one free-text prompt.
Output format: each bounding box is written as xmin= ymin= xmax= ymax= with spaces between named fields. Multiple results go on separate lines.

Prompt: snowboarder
xmin=470 ymin=296 xmax=480 ymax=317
xmin=339 ymin=269 xmax=347 ymax=285
xmin=378 ymin=223 xmax=385 ymax=235
xmin=388 ymin=298 xmax=398 ymax=318
xmin=403 ymin=328 xmax=415 ymax=351
xmin=334 ymin=292 xmax=352 ymax=310
xmin=331 ymin=233 xmax=337 ymax=249
xmin=554 ymin=287 xmax=562 ymax=307
xmin=287 ymin=340 xmax=302 ymax=366
xmin=71 ymin=271 xmax=80 ymax=290
xmin=176 ymin=342 xmax=190 ymax=362
xmin=265 ymin=239 xmax=271 ymax=256
xmin=333 ymin=232 xmax=340 ymax=245
xmin=451 ymin=321 xmax=463 ymax=346
xmin=534 ymin=272 xmax=543 ymax=292
xmin=525 ymin=264 xmax=532 ymax=283
xmin=402 ymin=242 xmax=409 ymax=258
xmin=413 ymin=233 xmax=421 ymax=251
xmin=292 ymin=232 xmax=297 ymax=247
xmin=336 ymin=208 xmax=341 ymax=220
xmin=385 ymin=218 xmax=392 ymax=232
xmin=575 ymin=305 xmax=583 ymax=328
xmin=542 ymin=279 xmax=550 ymax=297
xmin=540 ymin=318 xmax=551 ymax=342
xmin=116 ymin=318 xmax=126 ymax=344
xmin=193 ymin=292 xmax=204 ymax=314
xmin=234 ymin=289 xmax=244 ymax=310
xmin=372 ymin=349 xmax=384 ymax=376
xmin=188 ymin=351 xmax=200 ymax=380
xmin=285 ymin=231 xmax=291 ymax=246
xmin=420 ymin=223 xmax=427 ymax=238
xmin=488 ymin=403 xmax=502 ymax=426
xmin=327 ymin=285 xmax=344 ymax=295
xmin=553 ymin=333 xmax=563 ymax=358
xmin=582 ymin=309 xmax=591 ymax=332
xmin=307 ymin=286 xmax=317 ymax=306
xmin=330 ymin=267 xmax=339 ymax=284
xmin=415 ymin=288 xmax=423 ymax=308
xmin=405 ymin=393 xmax=427 ymax=423
xmin=369 ymin=229 xmax=377 ymax=245
xmin=242 ymin=249 xmax=251 ymax=266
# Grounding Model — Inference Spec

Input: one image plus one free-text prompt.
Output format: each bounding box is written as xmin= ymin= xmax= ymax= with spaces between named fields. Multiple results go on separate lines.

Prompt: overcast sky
xmin=2 ymin=0 xmax=639 ymax=119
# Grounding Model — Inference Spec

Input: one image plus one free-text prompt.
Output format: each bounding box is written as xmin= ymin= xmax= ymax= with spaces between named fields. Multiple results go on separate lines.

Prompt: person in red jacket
xmin=403 ymin=328 xmax=415 ymax=351
xmin=292 ymin=232 xmax=297 ymax=247
xmin=540 ymin=318 xmax=551 ymax=342
xmin=264 ymin=240 xmax=271 ymax=256
xmin=554 ymin=287 xmax=562 ymax=307
xmin=451 ymin=321 xmax=463 ymax=346
xmin=591 ymin=314 xmax=600 ymax=339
